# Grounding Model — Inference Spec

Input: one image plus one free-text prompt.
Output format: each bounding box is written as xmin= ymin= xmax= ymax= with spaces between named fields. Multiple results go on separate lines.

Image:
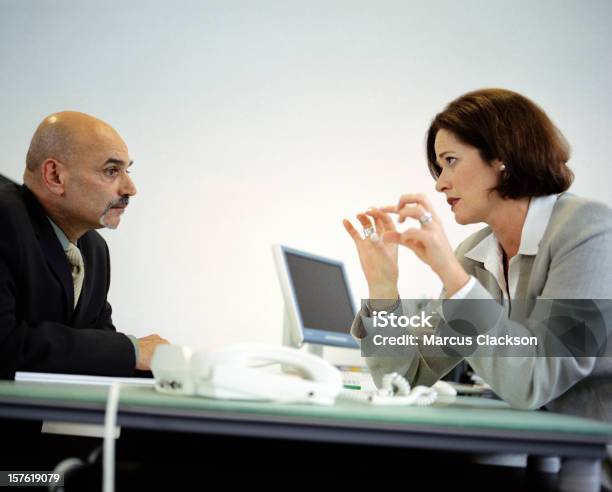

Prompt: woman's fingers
xmin=397 ymin=193 xmax=431 ymax=211
xmin=364 ymin=208 xmax=385 ymax=236
xmin=344 ymin=217 xmax=382 ymax=244
xmin=379 ymin=203 xmax=433 ymax=225
xmin=366 ymin=207 xmax=397 ymax=233
xmin=397 ymin=193 xmax=439 ymax=221
xmin=347 ymin=196 xmax=436 ymax=249
xmin=397 ymin=204 xmax=430 ymax=224
xmin=343 ymin=219 xmax=362 ymax=243
xmin=356 ymin=213 xmax=374 ymax=230
xmin=373 ymin=215 xmax=384 ymax=236
xmin=357 ymin=213 xmax=382 ymax=240
xmin=383 ymin=228 xmax=427 ymax=245
xmin=382 ymin=231 xmax=401 ymax=244
xmin=400 ymin=228 xmax=427 ymax=244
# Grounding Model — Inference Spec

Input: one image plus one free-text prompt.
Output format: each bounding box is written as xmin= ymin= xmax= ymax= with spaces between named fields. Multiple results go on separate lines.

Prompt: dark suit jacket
xmin=0 ymin=183 xmax=136 ymax=379
xmin=0 ymin=173 xmax=16 ymax=186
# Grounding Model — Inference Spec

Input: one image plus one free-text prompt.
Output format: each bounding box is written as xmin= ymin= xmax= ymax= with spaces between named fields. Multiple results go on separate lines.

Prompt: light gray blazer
xmin=351 ymin=192 xmax=612 ymax=422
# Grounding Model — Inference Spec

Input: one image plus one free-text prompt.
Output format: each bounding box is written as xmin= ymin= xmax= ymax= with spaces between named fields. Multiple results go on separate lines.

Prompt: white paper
xmin=15 ymin=371 xmax=155 ymax=386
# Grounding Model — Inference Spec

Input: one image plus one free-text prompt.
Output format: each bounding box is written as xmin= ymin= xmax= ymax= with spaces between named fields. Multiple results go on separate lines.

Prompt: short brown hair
xmin=426 ymin=88 xmax=573 ymax=199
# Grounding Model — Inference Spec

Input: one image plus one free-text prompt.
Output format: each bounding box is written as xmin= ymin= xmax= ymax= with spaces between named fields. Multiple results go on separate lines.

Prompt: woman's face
xmin=434 ymin=129 xmax=502 ymax=225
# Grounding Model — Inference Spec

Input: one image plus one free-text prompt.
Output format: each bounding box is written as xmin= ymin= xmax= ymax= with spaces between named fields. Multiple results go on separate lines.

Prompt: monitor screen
xmin=274 ymin=245 xmax=358 ymax=349
xmin=285 ymin=252 xmax=355 ymax=334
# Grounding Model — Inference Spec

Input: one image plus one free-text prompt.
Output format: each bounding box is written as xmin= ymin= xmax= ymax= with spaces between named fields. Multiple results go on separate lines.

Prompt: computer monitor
xmin=273 ymin=244 xmax=359 ymax=355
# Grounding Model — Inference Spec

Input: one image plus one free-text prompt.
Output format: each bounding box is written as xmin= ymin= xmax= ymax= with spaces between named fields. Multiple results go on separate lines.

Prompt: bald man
xmin=0 ymin=112 xmax=168 ymax=379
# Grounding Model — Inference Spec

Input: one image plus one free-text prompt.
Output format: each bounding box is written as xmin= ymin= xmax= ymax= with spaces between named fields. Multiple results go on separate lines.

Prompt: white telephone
xmin=151 ymin=343 xmax=343 ymax=406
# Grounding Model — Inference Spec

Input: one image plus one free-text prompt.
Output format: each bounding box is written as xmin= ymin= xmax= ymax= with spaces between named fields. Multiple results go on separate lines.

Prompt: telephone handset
xmin=151 ymin=343 xmax=343 ymax=405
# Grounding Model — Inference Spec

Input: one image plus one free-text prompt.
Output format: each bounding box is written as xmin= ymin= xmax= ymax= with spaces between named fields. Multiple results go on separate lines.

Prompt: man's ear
xmin=41 ymin=158 xmax=67 ymax=196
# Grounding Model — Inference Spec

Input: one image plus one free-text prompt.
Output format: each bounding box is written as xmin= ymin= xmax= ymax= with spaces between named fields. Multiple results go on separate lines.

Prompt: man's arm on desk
xmin=95 ymin=241 xmax=169 ymax=372
xmin=96 ymin=299 xmax=168 ymax=373
xmin=0 ymin=252 xmax=144 ymax=379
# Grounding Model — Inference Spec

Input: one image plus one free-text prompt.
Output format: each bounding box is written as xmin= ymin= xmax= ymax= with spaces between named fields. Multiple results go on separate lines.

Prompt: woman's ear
xmin=491 ymin=158 xmax=505 ymax=172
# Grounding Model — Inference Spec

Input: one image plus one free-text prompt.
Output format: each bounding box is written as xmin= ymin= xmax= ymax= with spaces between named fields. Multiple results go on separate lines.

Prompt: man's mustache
xmin=102 ymin=196 xmax=130 ymax=214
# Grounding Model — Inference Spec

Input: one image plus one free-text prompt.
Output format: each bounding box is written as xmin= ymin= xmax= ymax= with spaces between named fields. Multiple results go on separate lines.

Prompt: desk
xmin=1 ymin=381 xmax=611 ymax=490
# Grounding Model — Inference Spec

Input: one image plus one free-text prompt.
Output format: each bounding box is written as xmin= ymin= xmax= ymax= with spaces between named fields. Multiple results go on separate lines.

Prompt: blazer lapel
xmin=22 ymin=186 xmax=74 ymax=315
xmin=472 ymin=265 xmax=503 ymax=302
xmin=515 ymin=256 xmax=536 ymax=300
xmin=507 ymin=255 xmax=537 ymax=322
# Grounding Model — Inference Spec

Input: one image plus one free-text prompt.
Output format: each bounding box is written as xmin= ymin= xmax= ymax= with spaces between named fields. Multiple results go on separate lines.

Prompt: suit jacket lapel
xmin=21 ymin=186 xmax=74 ymax=315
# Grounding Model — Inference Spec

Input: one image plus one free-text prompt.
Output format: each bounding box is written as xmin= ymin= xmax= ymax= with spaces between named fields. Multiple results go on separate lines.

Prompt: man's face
xmin=62 ymin=126 xmax=137 ymax=231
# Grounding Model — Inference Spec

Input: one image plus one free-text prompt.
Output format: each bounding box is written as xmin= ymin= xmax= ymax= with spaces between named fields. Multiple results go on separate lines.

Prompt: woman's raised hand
xmin=380 ymin=193 xmax=469 ymax=296
xmin=343 ymin=207 xmax=399 ymax=300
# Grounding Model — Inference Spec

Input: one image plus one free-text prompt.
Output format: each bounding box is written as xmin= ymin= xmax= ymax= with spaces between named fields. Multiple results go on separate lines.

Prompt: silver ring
xmin=363 ymin=227 xmax=375 ymax=238
xmin=419 ymin=212 xmax=433 ymax=225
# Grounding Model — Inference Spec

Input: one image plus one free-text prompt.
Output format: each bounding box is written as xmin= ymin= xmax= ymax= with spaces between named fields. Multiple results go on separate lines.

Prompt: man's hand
xmin=136 ymin=334 xmax=170 ymax=371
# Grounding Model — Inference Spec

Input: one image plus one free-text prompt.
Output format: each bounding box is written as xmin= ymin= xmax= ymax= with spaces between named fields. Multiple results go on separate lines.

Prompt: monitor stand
xmin=304 ymin=343 xmax=323 ymax=357
xmin=282 ymin=307 xmax=324 ymax=358
xmin=281 ymin=307 xmax=371 ymax=389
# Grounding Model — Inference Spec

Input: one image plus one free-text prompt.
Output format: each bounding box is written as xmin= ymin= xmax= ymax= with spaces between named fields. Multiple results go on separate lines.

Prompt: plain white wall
xmin=1 ymin=0 xmax=611 ymax=364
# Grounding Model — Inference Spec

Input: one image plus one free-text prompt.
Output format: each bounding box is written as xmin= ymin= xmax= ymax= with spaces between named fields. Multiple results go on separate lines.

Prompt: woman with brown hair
xmin=344 ymin=88 xmax=612 ymax=422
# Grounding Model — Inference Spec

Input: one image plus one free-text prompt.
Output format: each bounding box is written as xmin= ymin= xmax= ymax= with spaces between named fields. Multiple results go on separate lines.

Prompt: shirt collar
xmin=47 ymin=217 xmax=71 ymax=252
xmin=465 ymin=232 xmax=502 ymax=282
xmin=464 ymin=194 xmax=559 ymax=264
xmin=518 ymin=194 xmax=559 ymax=255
